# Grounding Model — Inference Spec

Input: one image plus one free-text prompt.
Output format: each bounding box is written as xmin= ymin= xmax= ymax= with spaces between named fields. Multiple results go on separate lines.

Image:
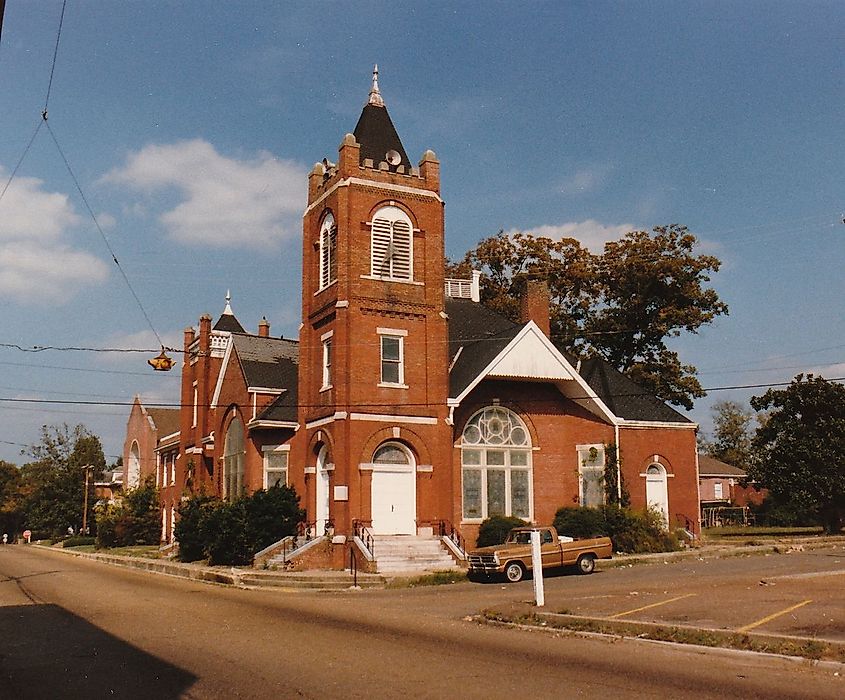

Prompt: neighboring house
xmin=123 ymin=396 xmax=180 ymax=489
xmin=94 ymin=469 xmax=124 ymax=503
xmin=127 ymin=70 xmax=703 ymax=558
xmin=698 ymin=454 xmax=765 ymax=508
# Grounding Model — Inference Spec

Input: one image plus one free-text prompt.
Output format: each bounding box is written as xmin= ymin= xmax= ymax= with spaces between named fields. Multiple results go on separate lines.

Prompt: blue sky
xmin=1 ymin=1 xmax=842 ymax=464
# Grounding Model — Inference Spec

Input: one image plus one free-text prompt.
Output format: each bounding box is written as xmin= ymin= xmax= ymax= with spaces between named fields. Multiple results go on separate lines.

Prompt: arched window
xmin=373 ymin=442 xmax=411 ymax=465
xmin=128 ymin=441 xmax=141 ymax=489
xmin=461 ymin=407 xmax=532 ymax=521
xmin=319 ymin=212 xmax=337 ymax=290
xmin=223 ymin=416 xmax=245 ymax=500
xmin=370 ymin=205 xmax=412 ymax=280
xmin=646 ymin=462 xmax=669 ymax=527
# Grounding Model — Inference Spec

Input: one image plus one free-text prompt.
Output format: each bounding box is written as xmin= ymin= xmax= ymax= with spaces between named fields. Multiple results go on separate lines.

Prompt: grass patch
xmin=703 ymin=526 xmax=824 ymax=541
xmin=478 ymin=609 xmax=845 ymax=663
xmin=100 ymin=545 xmax=163 ymax=558
xmin=387 ymin=570 xmax=468 ymax=589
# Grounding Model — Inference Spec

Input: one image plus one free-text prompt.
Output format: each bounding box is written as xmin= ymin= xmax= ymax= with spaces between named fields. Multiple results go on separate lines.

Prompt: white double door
xmin=371 ymin=467 xmax=415 ymax=535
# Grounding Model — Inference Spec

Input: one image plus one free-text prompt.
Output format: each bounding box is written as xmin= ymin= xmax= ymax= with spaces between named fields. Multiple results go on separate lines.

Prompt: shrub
xmin=476 ymin=515 xmax=528 ymax=548
xmin=175 ymin=493 xmax=217 ymax=562
xmin=175 ymin=486 xmax=305 ymax=565
xmin=553 ymin=504 xmax=680 ymax=554
xmin=62 ymin=535 xmax=95 ymax=548
xmin=244 ymin=485 xmax=305 ymax=553
xmin=95 ymin=476 xmax=160 ymax=548
xmin=202 ymin=499 xmax=251 ymax=566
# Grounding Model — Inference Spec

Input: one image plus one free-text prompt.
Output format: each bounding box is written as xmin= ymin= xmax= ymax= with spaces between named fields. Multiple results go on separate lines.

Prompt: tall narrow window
xmin=370 ymin=205 xmax=413 ymax=280
xmin=223 ymin=417 xmax=245 ymax=501
xmin=319 ymin=213 xmax=337 ymax=290
xmin=321 ymin=334 xmax=333 ymax=390
xmin=578 ymin=445 xmax=606 ymax=507
xmin=192 ymin=383 xmax=198 ymax=427
xmin=461 ymin=407 xmax=532 ymax=521
xmin=379 ymin=335 xmax=405 ymax=386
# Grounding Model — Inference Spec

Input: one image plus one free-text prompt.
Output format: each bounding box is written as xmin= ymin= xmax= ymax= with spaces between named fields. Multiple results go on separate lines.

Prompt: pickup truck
xmin=467 ymin=526 xmax=613 ymax=582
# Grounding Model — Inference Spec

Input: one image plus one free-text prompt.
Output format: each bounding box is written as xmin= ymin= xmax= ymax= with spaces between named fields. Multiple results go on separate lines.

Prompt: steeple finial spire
xmin=224 ymin=289 xmax=233 ymax=315
xmin=368 ymin=64 xmax=384 ymax=107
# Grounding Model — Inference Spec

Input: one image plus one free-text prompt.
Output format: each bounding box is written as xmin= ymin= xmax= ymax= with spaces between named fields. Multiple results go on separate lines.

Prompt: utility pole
xmin=81 ymin=465 xmax=94 ymax=535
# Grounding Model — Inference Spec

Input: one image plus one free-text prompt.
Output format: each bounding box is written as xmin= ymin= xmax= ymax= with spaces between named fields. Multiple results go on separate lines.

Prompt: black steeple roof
xmin=352 ymin=66 xmax=411 ymax=171
xmin=212 ymin=291 xmax=246 ymax=333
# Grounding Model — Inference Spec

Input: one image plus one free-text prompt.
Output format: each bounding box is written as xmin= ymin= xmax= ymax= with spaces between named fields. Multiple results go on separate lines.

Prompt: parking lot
xmin=497 ymin=544 xmax=845 ymax=644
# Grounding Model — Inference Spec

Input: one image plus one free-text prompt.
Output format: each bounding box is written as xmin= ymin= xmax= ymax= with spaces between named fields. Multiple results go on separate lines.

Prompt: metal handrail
xmin=349 ymin=546 xmax=358 ymax=588
xmin=436 ymin=519 xmax=467 ymax=556
xmin=352 ymin=518 xmax=375 ymax=558
xmin=674 ymin=512 xmax=698 ymax=537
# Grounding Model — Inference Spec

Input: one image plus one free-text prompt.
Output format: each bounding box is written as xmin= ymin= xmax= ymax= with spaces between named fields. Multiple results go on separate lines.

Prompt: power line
xmin=43 ymin=0 xmax=68 ymax=116
xmin=0 ymin=376 xmax=841 ymax=410
xmin=0 ymin=342 xmax=180 ymax=354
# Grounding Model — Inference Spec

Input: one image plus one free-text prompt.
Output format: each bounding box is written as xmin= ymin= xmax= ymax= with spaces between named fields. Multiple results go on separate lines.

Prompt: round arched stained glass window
xmin=461 ymin=407 xmax=529 ymax=447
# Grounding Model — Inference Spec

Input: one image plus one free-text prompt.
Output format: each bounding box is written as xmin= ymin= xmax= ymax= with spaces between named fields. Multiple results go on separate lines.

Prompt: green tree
xmin=20 ymin=424 xmax=106 ymax=538
xmin=448 ymin=225 xmax=727 ymax=409
xmin=0 ymin=460 xmax=24 ymax=537
xmin=750 ymin=375 xmax=845 ymax=534
xmin=701 ymin=400 xmax=755 ymax=469
xmin=96 ymin=475 xmax=160 ymax=548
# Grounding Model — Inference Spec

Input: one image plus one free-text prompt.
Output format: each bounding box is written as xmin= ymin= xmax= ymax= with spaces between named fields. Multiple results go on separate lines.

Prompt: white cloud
xmin=0 ymin=170 xmax=108 ymax=302
xmin=515 ymin=220 xmax=635 ymax=252
xmin=0 ymin=174 xmax=82 ymax=241
xmin=103 ymin=139 xmax=307 ymax=248
xmin=0 ymin=241 xmax=109 ymax=302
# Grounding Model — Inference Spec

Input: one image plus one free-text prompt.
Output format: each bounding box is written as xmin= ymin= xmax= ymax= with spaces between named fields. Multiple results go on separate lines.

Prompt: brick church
xmin=125 ymin=69 xmax=701 ymax=558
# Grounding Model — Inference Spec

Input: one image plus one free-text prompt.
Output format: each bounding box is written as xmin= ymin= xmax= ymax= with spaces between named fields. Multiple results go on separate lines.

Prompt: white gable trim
xmin=449 ymin=321 xmax=618 ymax=425
xmin=619 ymin=419 xmax=698 ymax=430
xmin=210 ymin=336 xmax=235 ymax=410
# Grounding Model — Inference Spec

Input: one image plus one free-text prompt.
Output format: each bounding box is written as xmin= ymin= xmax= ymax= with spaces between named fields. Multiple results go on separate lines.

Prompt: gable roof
xmin=698 ymin=454 xmax=747 ymax=478
xmin=577 ymin=358 xmax=692 ymax=424
xmin=231 ymin=334 xmax=299 ymax=391
xmin=146 ymin=407 xmax=180 ymax=437
xmin=446 ymin=297 xmax=694 ymax=426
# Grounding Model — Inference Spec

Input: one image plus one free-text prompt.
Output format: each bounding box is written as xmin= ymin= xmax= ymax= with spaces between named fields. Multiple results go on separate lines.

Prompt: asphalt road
xmin=1 ymin=544 xmax=843 ymax=699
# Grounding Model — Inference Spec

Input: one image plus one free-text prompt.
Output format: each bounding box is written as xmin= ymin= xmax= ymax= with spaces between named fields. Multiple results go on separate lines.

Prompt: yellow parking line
xmin=737 ymin=599 xmax=812 ymax=633
xmin=608 ymin=593 xmax=696 ymax=619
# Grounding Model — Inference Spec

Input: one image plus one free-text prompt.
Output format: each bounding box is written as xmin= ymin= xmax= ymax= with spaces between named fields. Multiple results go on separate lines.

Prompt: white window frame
xmin=263 ymin=444 xmax=290 ymax=489
xmin=714 ymin=481 xmax=723 ymax=500
xmin=377 ymin=327 xmax=407 ymax=388
xmin=368 ymin=205 xmax=413 ymax=281
xmin=192 ymin=382 xmax=198 ymax=427
xmin=460 ymin=407 xmax=533 ymax=523
xmin=318 ymin=213 xmax=337 ymax=291
xmin=577 ymin=444 xmax=606 ymax=508
xmin=170 ymin=453 xmax=176 ymax=486
xmin=321 ymin=330 xmax=333 ymax=391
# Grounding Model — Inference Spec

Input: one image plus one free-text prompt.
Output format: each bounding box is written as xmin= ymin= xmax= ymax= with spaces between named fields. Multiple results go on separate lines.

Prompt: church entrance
xmin=370 ymin=443 xmax=416 ymax=535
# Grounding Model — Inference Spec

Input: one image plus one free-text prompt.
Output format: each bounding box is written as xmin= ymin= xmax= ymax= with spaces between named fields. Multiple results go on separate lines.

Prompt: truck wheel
xmin=576 ymin=554 xmax=596 ymax=575
xmin=504 ymin=561 xmax=526 ymax=582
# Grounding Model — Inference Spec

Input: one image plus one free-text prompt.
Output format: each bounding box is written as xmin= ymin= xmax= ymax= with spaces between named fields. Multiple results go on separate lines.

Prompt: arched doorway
xmin=370 ymin=442 xmax=416 ymax=535
xmin=646 ymin=463 xmax=669 ymax=526
xmin=128 ymin=441 xmax=141 ymax=489
xmin=315 ymin=445 xmax=331 ymax=534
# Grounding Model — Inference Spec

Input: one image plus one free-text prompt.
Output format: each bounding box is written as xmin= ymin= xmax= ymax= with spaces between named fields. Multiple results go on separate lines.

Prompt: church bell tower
xmin=298 ymin=67 xmax=451 ymax=536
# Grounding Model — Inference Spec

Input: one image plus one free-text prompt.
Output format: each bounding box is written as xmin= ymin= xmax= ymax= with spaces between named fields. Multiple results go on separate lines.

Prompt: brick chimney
xmin=258 ymin=317 xmax=270 ymax=337
xmin=520 ymin=280 xmax=551 ymax=337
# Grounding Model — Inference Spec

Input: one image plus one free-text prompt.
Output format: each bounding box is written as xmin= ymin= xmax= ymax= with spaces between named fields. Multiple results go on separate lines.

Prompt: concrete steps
xmin=373 ymin=535 xmax=463 ymax=574
xmin=238 ymin=570 xmax=384 ymax=590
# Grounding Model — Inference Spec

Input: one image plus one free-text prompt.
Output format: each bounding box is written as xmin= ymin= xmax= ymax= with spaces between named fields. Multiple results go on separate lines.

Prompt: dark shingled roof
xmin=698 ymin=454 xmax=747 ymax=478
xmin=576 ymin=357 xmax=692 ymax=424
xmin=353 ymin=103 xmax=411 ymax=170
xmin=255 ymin=389 xmax=298 ymax=424
xmin=446 ymin=297 xmax=521 ymax=399
xmin=213 ymin=312 xmax=245 ymax=333
xmin=147 ymin=407 xmax=180 ymax=437
xmin=231 ymin=334 xmax=298 ymax=391
xmin=446 ymin=297 xmax=692 ymax=424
